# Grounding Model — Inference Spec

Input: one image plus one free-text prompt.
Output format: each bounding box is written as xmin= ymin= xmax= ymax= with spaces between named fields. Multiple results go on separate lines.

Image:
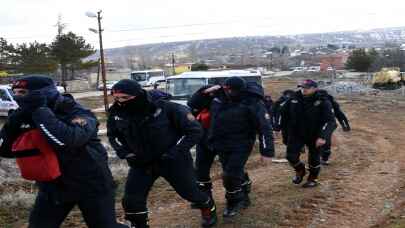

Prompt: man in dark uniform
xmin=316 ymin=89 xmax=351 ymax=165
xmin=188 ymin=77 xmax=274 ymax=218
xmin=107 ymin=79 xmax=217 ymax=228
xmin=0 ymin=75 xmax=125 ymax=228
xmin=272 ymin=89 xmax=295 ymax=145
xmin=280 ymin=80 xmax=337 ymax=188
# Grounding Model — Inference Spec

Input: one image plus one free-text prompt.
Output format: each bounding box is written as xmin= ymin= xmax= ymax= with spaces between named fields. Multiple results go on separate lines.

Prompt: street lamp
xmin=86 ymin=10 xmax=109 ymax=113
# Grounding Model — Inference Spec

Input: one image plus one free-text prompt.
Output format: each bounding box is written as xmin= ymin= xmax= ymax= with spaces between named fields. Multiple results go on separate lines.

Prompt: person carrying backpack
xmin=0 ymin=75 xmax=125 ymax=228
xmin=188 ymin=77 xmax=274 ymax=219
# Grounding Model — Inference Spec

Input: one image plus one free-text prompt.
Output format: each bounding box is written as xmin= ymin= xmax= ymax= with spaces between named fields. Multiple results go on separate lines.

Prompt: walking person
xmin=107 ymin=79 xmax=217 ymax=228
xmin=279 ymin=80 xmax=337 ymax=187
xmin=188 ymin=77 xmax=274 ymax=219
xmin=0 ymin=75 xmax=125 ymax=228
xmin=316 ymin=89 xmax=351 ymax=165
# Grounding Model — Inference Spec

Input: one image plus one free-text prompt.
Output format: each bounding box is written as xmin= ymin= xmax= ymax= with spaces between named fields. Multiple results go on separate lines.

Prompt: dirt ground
xmin=2 ymin=79 xmax=405 ymax=228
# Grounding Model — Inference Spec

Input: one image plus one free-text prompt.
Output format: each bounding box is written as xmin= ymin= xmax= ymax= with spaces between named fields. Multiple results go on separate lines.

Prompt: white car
xmin=56 ymin=86 xmax=65 ymax=93
xmin=98 ymin=81 xmax=118 ymax=91
xmin=0 ymin=85 xmax=19 ymax=116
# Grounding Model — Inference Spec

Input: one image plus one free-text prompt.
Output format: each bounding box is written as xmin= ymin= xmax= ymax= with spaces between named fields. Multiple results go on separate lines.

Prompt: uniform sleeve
xmin=31 ymin=107 xmax=97 ymax=149
xmin=0 ymin=111 xmax=29 ymax=158
xmin=187 ymin=86 xmax=214 ymax=115
xmin=271 ymin=97 xmax=286 ymax=131
xmin=319 ymin=100 xmax=338 ymax=140
xmin=0 ymin=124 xmax=18 ymax=158
xmin=106 ymin=114 xmax=132 ymax=159
xmin=330 ymin=96 xmax=350 ymax=129
xmin=167 ymin=103 xmax=203 ymax=153
xmin=250 ymin=101 xmax=275 ymax=157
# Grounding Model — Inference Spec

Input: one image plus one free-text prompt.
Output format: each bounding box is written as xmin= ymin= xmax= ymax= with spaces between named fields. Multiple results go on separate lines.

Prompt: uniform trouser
xmin=320 ymin=136 xmax=332 ymax=161
xmin=281 ymin=129 xmax=289 ymax=146
xmin=122 ymin=152 xmax=209 ymax=224
xmin=286 ymin=139 xmax=321 ymax=179
xmin=195 ymin=143 xmax=217 ymax=183
xmin=28 ymin=190 xmax=124 ymax=228
xmin=217 ymin=149 xmax=251 ymax=204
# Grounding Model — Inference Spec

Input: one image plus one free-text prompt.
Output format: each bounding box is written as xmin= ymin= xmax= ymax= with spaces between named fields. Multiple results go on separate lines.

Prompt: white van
xmin=0 ymin=85 xmax=18 ymax=116
xmin=165 ymin=70 xmax=262 ymax=105
xmin=130 ymin=69 xmax=166 ymax=87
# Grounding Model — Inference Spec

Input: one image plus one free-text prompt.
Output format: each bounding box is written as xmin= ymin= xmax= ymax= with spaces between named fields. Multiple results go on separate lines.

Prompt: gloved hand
xmin=16 ymin=90 xmax=47 ymax=113
xmin=342 ymin=125 xmax=351 ymax=132
xmin=5 ymin=109 xmax=31 ymax=135
xmin=161 ymin=147 xmax=180 ymax=160
xmin=125 ymin=153 xmax=138 ymax=167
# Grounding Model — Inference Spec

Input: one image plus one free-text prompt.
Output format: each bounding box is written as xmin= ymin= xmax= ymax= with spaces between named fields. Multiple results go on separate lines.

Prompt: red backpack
xmin=12 ymin=129 xmax=61 ymax=181
xmin=196 ymin=108 xmax=211 ymax=129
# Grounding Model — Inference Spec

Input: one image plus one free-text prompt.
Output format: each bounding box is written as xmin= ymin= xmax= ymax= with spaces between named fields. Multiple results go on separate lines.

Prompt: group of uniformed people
xmin=0 ymin=75 xmax=350 ymax=228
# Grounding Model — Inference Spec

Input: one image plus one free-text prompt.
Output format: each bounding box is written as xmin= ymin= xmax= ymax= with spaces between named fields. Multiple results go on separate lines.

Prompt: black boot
xmin=321 ymin=149 xmax=331 ymax=165
xmin=222 ymin=175 xmax=245 ymax=218
xmin=292 ymin=162 xmax=306 ymax=184
xmin=200 ymin=199 xmax=217 ymax=227
xmin=191 ymin=181 xmax=214 ymax=209
xmin=125 ymin=212 xmax=149 ymax=228
xmin=223 ymin=197 xmax=245 ymax=218
xmin=241 ymin=173 xmax=252 ymax=208
xmin=302 ymin=166 xmax=320 ymax=188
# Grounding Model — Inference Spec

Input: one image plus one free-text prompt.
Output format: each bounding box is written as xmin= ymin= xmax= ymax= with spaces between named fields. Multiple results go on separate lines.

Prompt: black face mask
xmin=224 ymin=89 xmax=242 ymax=102
xmin=117 ymin=95 xmax=152 ymax=116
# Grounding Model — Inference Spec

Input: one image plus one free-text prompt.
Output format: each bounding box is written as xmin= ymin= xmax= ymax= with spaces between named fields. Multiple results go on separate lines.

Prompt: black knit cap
xmin=111 ymin=79 xmax=143 ymax=96
xmin=224 ymin=76 xmax=246 ymax=91
xmin=12 ymin=75 xmax=55 ymax=90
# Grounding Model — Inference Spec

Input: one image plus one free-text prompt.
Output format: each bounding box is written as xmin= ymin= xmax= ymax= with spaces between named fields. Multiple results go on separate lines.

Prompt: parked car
xmin=98 ymin=81 xmax=118 ymax=90
xmin=0 ymin=85 xmax=19 ymax=116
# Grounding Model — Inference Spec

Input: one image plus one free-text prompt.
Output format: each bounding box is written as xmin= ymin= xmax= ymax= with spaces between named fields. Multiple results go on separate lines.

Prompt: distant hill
xmin=100 ymin=26 xmax=405 ymax=68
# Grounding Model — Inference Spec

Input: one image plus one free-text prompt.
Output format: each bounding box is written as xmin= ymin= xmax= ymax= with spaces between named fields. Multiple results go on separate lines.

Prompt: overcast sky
xmin=1 ymin=0 xmax=405 ymax=49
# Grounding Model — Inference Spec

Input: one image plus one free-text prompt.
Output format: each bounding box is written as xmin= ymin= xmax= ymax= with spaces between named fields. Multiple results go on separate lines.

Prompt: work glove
xmin=161 ymin=147 xmax=182 ymax=160
xmin=4 ymin=109 xmax=32 ymax=135
xmin=125 ymin=153 xmax=140 ymax=167
xmin=342 ymin=125 xmax=351 ymax=132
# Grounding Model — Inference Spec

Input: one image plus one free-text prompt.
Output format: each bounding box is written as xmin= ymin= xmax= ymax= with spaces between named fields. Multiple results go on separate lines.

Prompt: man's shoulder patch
xmin=71 ymin=117 xmax=88 ymax=126
xmin=314 ymin=100 xmax=322 ymax=106
xmin=291 ymin=99 xmax=298 ymax=104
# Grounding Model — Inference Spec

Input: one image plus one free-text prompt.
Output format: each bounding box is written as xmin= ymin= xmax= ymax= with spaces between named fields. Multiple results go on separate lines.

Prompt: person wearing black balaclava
xmin=188 ymin=76 xmax=274 ymax=219
xmin=107 ymin=79 xmax=217 ymax=228
xmin=0 ymin=75 xmax=125 ymax=228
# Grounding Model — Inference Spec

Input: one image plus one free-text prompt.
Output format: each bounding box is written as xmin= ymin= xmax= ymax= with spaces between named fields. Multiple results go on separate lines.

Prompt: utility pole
xmin=171 ymin=53 xmax=176 ymax=75
xmin=96 ymin=58 xmax=100 ymax=89
xmin=96 ymin=11 xmax=109 ymax=113
xmin=55 ymin=14 xmax=67 ymax=90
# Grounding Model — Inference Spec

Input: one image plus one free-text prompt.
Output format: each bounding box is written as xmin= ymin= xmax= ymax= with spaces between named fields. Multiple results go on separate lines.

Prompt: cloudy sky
xmin=1 ymin=0 xmax=405 ymax=49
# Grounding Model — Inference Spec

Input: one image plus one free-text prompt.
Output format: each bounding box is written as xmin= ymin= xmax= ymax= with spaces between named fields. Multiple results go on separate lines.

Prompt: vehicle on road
xmin=130 ymin=69 xmax=166 ymax=87
xmin=0 ymin=85 xmax=18 ymax=116
xmin=165 ymin=70 xmax=262 ymax=105
xmin=97 ymin=81 xmax=118 ymax=91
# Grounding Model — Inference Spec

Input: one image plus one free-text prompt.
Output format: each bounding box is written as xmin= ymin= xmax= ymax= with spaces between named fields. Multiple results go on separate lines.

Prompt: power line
xmin=106 ymin=20 xmax=241 ymax=32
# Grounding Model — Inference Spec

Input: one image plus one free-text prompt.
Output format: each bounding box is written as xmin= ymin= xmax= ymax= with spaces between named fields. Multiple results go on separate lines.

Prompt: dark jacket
xmin=107 ymin=91 xmax=203 ymax=167
xmin=188 ymin=83 xmax=274 ymax=157
xmin=271 ymin=94 xmax=291 ymax=131
xmin=317 ymin=89 xmax=350 ymax=130
xmin=280 ymin=91 xmax=337 ymax=142
xmin=0 ymin=95 xmax=114 ymax=201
